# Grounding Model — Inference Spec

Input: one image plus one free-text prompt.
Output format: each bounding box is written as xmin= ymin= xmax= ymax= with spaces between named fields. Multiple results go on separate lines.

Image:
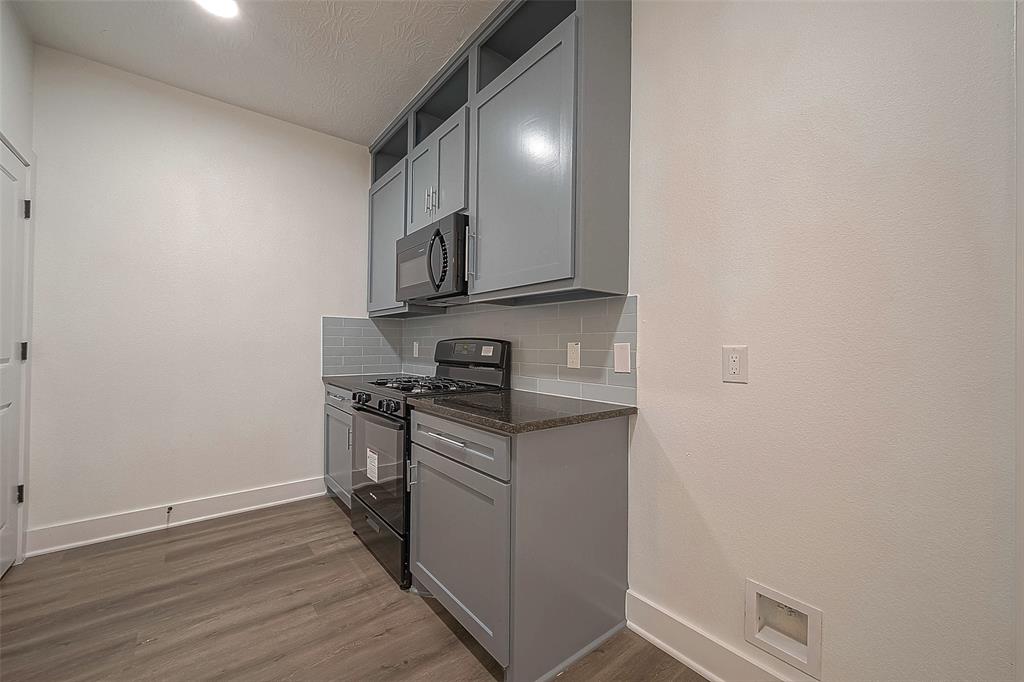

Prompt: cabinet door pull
xmin=425 ymin=431 xmax=465 ymax=448
xmin=425 ymin=188 xmax=430 ymax=215
xmin=407 ymin=461 xmax=418 ymax=491
xmin=464 ymin=223 xmax=471 ymax=281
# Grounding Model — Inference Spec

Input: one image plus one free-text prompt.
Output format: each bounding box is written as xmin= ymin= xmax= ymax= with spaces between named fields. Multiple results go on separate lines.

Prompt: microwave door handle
xmin=426 ymin=232 xmax=440 ymax=291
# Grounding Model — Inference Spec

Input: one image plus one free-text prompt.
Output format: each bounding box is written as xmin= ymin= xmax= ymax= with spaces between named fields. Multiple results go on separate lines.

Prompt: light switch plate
xmin=413 ymin=341 xmax=419 ymax=357
xmin=722 ymin=345 xmax=748 ymax=383
xmin=613 ymin=343 xmax=632 ymax=373
xmin=567 ymin=342 xmax=581 ymax=369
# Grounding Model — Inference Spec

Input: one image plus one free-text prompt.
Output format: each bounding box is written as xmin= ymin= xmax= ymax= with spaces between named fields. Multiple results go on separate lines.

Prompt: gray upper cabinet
xmin=468 ymin=17 xmax=576 ymax=295
xmin=407 ymin=140 xmax=437 ymax=234
xmin=435 ymin=110 xmax=469 ymax=219
xmin=407 ymin=107 xmax=468 ymax=233
xmin=366 ymin=0 xmax=631 ymax=311
xmin=410 ymin=444 xmax=511 ymax=667
xmin=367 ymin=159 xmax=406 ymax=313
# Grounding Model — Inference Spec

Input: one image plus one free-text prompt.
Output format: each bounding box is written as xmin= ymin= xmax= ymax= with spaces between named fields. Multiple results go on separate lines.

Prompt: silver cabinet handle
xmin=407 ymin=461 xmax=418 ymax=491
xmin=432 ymin=187 xmax=438 ymax=211
xmin=464 ymin=223 xmax=471 ymax=282
xmin=425 ymin=430 xmax=465 ymax=448
xmin=327 ymin=393 xmax=347 ymax=401
xmin=466 ymin=228 xmax=476 ymax=278
xmin=425 ymin=188 xmax=430 ymax=215
xmin=347 ymin=427 xmax=352 ymax=450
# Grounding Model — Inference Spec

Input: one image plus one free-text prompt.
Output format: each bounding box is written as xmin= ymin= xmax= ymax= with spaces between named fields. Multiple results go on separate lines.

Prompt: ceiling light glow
xmin=194 ymin=0 xmax=239 ymax=19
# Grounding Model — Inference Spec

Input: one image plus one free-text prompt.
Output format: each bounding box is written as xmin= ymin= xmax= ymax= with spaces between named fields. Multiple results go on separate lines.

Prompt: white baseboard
xmin=25 ymin=477 xmax=326 ymax=557
xmin=627 ymin=589 xmax=808 ymax=682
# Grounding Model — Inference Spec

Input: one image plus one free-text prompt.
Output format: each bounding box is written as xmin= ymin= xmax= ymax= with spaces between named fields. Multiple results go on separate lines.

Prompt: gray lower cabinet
xmin=410 ymin=410 xmax=629 ymax=682
xmin=407 ymin=107 xmax=469 ymax=233
xmin=468 ymin=17 xmax=576 ymax=296
xmin=367 ymin=159 xmax=406 ymax=314
xmin=324 ymin=404 xmax=353 ymax=507
xmin=410 ymin=444 xmax=511 ymax=666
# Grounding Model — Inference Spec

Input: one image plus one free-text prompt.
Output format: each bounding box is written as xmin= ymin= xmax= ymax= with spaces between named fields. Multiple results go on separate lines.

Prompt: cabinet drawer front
xmin=410 ymin=445 xmax=510 ymax=666
xmin=325 ymin=387 xmax=353 ymax=412
xmin=411 ymin=410 xmax=510 ymax=481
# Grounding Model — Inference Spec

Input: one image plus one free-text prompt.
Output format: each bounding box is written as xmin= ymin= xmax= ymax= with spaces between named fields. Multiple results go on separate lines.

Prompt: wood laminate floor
xmin=0 ymin=497 xmax=706 ymax=682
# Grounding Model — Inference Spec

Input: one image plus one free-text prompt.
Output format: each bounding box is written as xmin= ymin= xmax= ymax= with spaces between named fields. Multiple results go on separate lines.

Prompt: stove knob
xmin=386 ymin=400 xmax=401 ymax=414
xmin=353 ymin=392 xmax=371 ymax=405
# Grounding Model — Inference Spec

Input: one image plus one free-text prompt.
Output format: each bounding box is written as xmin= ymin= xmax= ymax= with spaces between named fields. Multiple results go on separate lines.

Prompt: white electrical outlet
xmin=413 ymin=341 xmax=419 ymax=358
xmin=613 ymin=343 xmax=631 ymax=373
xmin=722 ymin=345 xmax=748 ymax=383
xmin=567 ymin=342 xmax=581 ymax=369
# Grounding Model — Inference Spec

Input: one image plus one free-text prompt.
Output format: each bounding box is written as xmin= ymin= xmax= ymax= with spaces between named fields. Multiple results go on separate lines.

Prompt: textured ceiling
xmin=13 ymin=0 xmax=500 ymax=145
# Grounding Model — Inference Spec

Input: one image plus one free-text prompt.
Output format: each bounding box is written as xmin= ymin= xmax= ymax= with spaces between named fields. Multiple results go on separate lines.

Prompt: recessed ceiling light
xmin=194 ymin=0 xmax=239 ymax=19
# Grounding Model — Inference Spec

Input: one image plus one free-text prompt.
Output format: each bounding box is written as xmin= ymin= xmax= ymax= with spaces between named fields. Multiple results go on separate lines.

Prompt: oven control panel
xmin=434 ymin=338 xmax=510 ymax=366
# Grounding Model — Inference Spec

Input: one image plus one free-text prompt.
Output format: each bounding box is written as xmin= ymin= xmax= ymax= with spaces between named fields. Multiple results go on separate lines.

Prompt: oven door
xmin=351 ymin=406 xmax=407 ymax=534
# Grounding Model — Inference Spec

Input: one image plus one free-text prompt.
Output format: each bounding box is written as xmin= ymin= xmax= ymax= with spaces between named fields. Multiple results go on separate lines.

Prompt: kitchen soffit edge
xmin=13 ymin=0 xmax=501 ymax=146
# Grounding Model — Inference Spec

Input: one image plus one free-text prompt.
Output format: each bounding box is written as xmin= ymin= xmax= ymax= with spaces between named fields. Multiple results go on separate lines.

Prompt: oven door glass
xmin=351 ymin=407 xmax=407 ymax=534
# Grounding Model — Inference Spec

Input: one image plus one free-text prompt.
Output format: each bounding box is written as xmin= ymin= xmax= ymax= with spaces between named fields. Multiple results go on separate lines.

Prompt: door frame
xmin=1 ymin=132 xmax=34 ymax=568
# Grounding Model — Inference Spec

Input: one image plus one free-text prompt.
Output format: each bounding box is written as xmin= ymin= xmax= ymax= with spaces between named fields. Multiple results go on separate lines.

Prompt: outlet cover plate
xmin=722 ymin=345 xmax=748 ymax=383
xmin=567 ymin=342 xmax=581 ymax=369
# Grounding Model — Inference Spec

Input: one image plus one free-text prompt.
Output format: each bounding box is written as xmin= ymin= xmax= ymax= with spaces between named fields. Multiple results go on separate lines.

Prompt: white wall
xmin=1 ymin=0 xmax=34 ymax=156
xmin=628 ymin=3 xmax=1016 ymax=681
xmin=27 ymin=47 xmax=368 ymax=548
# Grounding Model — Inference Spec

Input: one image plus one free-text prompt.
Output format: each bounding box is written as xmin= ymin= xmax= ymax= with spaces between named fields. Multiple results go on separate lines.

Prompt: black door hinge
xmin=16 ymin=485 xmax=23 ymax=504
xmin=19 ymin=342 xmax=27 ymax=361
xmin=23 ymin=200 xmax=30 ymax=219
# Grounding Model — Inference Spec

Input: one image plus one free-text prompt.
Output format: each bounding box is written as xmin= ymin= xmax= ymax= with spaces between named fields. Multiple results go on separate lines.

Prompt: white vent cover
xmin=745 ymin=580 xmax=822 ymax=679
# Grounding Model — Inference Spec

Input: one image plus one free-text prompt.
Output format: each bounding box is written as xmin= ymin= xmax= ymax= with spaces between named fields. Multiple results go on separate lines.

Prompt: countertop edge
xmin=407 ymin=397 xmax=637 ymax=435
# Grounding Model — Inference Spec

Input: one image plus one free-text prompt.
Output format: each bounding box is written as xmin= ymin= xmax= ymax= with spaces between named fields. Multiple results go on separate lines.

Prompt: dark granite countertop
xmin=408 ymin=390 xmax=637 ymax=435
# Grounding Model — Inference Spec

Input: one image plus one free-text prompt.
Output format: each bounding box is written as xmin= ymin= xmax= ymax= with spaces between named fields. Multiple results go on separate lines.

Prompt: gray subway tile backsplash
xmin=322 ymin=295 xmax=637 ymax=405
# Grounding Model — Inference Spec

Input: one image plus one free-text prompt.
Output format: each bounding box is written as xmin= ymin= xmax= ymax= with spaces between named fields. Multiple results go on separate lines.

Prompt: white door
xmin=0 ymin=142 xmax=27 ymax=577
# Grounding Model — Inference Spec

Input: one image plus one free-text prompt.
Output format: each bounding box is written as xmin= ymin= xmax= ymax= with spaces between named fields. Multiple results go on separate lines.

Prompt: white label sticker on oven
xmin=481 ymin=345 xmax=494 ymax=357
xmin=366 ymin=448 xmax=379 ymax=483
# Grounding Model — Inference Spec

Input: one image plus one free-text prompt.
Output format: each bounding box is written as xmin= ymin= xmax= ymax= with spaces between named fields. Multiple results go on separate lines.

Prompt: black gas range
xmin=343 ymin=338 xmax=511 ymax=588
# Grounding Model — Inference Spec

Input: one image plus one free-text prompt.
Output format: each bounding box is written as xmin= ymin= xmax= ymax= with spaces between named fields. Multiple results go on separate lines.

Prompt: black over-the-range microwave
xmin=395 ymin=213 xmax=468 ymax=303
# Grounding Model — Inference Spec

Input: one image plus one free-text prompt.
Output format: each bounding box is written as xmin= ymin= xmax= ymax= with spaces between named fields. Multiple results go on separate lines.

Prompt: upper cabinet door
xmin=407 ymin=142 xmax=437 ymax=234
xmin=367 ymin=160 xmax=407 ymax=313
xmin=408 ymin=107 xmax=469 ymax=234
xmin=469 ymin=17 xmax=577 ymax=296
xmin=435 ymin=107 xmax=469 ymax=219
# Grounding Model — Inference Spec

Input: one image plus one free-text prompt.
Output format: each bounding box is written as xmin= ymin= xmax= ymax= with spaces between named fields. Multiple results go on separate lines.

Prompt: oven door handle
xmin=352 ymin=405 xmax=406 ymax=430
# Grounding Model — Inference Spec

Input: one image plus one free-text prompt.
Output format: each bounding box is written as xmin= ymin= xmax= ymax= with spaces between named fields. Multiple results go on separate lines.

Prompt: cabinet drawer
xmin=325 ymin=387 xmax=353 ymax=413
xmin=411 ymin=411 xmax=510 ymax=481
